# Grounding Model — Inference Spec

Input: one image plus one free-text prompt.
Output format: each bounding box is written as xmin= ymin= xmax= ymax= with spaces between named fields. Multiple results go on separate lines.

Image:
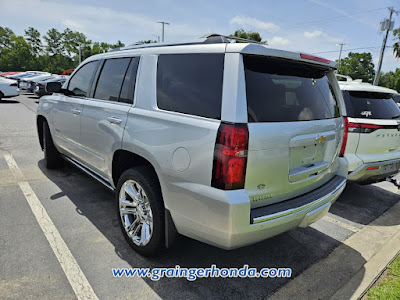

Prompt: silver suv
xmin=37 ymin=35 xmax=348 ymax=256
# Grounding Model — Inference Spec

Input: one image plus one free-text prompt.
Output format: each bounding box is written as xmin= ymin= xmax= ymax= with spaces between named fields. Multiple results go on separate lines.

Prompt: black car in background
xmin=27 ymin=75 xmax=56 ymax=93
xmin=34 ymin=77 xmax=68 ymax=98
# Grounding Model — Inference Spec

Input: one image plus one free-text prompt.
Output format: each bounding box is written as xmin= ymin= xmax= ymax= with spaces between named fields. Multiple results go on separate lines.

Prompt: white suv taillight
xmin=211 ymin=123 xmax=249 ymax=190
xmin=340 ymin=117 xmax=385 ymax=157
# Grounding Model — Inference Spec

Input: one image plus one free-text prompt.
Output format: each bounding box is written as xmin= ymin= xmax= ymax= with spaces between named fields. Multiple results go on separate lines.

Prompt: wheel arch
xmin=111 ymin=149 xmax=178 ymax=248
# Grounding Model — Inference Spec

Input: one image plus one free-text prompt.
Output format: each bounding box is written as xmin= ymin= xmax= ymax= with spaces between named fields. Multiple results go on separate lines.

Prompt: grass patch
xmin=367 ymin=253 xmax=400 ymax=300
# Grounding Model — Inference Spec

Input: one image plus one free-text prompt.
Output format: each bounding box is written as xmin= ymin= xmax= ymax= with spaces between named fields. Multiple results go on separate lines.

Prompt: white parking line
xmin=4 ymin=154 xmax=98 ymax=300
xmin=323 ymin=215 xmax=359 ymax=233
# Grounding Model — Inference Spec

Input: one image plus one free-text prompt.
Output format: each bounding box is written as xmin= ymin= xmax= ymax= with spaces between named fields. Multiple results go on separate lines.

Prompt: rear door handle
xmin=71 ymin=108 xmax=81 ymax=115
xmin=107 ymin=116 xmax=122 ymax=124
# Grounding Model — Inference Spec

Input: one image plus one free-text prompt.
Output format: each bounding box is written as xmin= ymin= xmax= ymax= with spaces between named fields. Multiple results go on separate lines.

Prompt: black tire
xmin=0 ymin=92 xmax=3 ymax=101
xmin=116 ymin=166 xmax=165 ymax=256
xmin=43 ymin=121 xmax=63 ymax=169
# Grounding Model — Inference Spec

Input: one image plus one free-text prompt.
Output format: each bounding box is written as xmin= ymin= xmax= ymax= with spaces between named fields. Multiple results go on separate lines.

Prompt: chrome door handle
xmin=71 ymin=108 xmax=81 ymax=115
xmin=107 ymin=116 xmax=122 ymax=124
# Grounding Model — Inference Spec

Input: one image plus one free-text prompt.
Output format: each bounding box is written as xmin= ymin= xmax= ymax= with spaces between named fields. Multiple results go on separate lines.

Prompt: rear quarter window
xmin=157 ymin=54 xmax=224 ymax=119
xmin=342 ymin=91 xmax=400 ymax=119
xmin=244 ymin=55 xmax=340 ymax=122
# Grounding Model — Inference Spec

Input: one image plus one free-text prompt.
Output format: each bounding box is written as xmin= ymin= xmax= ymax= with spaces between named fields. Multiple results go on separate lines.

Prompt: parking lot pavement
xmin=1 ymin=93 xmax=399 ymax=300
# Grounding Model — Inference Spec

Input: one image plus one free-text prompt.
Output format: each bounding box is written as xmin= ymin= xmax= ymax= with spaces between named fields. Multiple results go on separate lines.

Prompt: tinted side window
xmin=157 ymin=54 xmax=224 ymax=119
xmin=244 ymin=55 xmax=339 ymax=122
xmin=68 ymin=61 xmax=99 ymax=97
xmin=119 ymin=58 xmax=139 ymax=104
xmin=94 ymin=58 xmax=131 ymax=101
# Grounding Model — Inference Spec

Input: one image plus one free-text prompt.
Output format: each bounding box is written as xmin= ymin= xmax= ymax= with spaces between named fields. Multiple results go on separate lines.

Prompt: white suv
xmin=338 ymin=76 xmax=400 ymax=184
xmin=37 ymin=35 xmax=348 ymax=256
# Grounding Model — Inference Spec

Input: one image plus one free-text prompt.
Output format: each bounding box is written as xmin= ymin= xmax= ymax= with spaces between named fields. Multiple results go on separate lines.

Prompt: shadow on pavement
xmin=0 ymin=100 xmax=19 ymax=104
xmin=330 ymin=182 xmax=400 ymax=226
xmin=37 ymin=160 xmax=370 ymax=299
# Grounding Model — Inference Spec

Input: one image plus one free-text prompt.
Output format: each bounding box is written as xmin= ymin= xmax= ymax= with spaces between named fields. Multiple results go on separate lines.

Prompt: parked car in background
xmin=38 ymin=35 xmax=348 ymax=256
xmin=0 ymin=77 xmax=19 ymax=101
xmin=35 ymin=76 xmax=69 ymax=98
xmin=20 ymin=73 xmax=51 ymax=90
xmin=0 ymin=72 xmax=21 ymax=77
xmin=27 ymin=74 xmax=56 ymax=93
xmin=337 ymin=75 xmax=400 ymax=184
xmin=10 ymin=72 xmax=46 ymax=87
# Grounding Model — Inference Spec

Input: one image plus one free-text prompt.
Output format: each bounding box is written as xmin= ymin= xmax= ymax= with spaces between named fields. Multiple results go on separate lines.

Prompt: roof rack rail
xmin=110 ymin=33 xmax=264 ymax=52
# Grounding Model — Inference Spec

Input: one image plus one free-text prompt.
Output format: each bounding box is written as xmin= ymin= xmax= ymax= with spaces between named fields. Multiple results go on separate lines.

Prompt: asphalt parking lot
xmin=1 ymin=93 xmax=399 ymax=300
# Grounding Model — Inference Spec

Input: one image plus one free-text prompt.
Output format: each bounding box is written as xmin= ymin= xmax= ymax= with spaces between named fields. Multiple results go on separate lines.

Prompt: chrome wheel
xmin=119 ymin=179 xmax=153 ymax=246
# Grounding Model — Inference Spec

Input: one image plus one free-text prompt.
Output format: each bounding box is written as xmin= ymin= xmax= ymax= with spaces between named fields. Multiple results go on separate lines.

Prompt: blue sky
xmin=1 ymin=0 xmax=400 ymax=72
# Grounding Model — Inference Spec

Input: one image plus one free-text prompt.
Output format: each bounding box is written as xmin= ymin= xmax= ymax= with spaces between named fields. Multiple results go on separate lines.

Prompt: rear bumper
xmin=347 ymin=158 xmax=400 ymax=183
xmin=2 ymin=90 xmax=19 ymax=98
xmin=168 ymin=175 xmax=346 ymax=250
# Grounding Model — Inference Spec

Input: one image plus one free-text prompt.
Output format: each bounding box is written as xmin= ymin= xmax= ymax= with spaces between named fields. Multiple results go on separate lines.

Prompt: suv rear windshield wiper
xmin=391 ymin=115 xmax=400 ymax=119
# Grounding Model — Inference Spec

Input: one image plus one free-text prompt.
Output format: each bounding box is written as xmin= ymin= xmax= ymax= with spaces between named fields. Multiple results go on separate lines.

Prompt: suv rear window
xmin=157 ymin=54 xmax=224 ymax=119
xmin=244 ymin=55 xmax=340 ymax=122
xmin=342 ymin=91 xmax=400 ymax=119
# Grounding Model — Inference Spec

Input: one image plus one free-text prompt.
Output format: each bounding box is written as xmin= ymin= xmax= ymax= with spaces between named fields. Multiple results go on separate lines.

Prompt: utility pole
xmin=336 ymin=43 xmax=346 ymax=73
xmin=78 ymin=43 xmax=82 ymax=65
xmin=373 ymin=7 xmax=396 ymax=85
xmin=158 ymin=21 xmax=170 ymax=42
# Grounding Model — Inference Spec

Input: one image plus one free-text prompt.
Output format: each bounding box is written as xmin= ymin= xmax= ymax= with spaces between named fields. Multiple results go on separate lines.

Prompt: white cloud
xmin=304 ymin=30 xmax=323 ymax=39
xmin=62 ymin=19 xmax=85 ymax=32
xmin=230 ymin=16 xmax=279 ymax=32
xmin=2 ymin=0 xmax=204 ymax=44
xmin=303 ymin=30 xmax=342 ymax=43
xmin=268 ymin=36 xmax=290 ymax=46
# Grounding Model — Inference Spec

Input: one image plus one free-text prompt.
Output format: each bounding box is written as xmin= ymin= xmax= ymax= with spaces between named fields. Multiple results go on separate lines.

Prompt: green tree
xmin=0 ymin=35 xmax=35 ymax=71
xmin=379 ymin=69 xmax=400 ymax=91
xmin=135 ymin=40 xmax=157 ymax=44
xmin=44 ymin=28 xmax=65 ymax=56
xmin=0 ymin=27 xmax=14 ymax=50
xmin=337 ymin=52 xmax=375 ymax=83
xmin=111 ymin=40 xmax=125 ymax=49
xmin=230 ymin=29 xmax=267 ymax=44
xmin=63 ymin=28 xmax=91 ymax=57
xmin=393 ymin=28 xmax=400 ymax=58
xmin=25 ymin=27 xmax=42 ymax=56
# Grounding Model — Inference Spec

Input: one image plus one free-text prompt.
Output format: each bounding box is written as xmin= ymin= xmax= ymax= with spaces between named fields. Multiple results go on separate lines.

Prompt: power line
xmin=279 ymin=6 xmax=392 ymax=30
xmin=312 ymin=45 xmax=393 ymax=55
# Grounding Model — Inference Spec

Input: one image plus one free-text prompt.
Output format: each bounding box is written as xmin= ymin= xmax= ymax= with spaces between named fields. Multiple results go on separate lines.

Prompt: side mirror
xmin=46 ymin=81 xmax=62 ymax=93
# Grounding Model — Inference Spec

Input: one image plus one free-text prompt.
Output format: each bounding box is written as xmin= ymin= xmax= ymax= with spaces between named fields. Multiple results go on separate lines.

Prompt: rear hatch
xmin=343 ymin=91 xmax=400 ymax=163
xmin=243 ymin=55 xmax=343 ymax=209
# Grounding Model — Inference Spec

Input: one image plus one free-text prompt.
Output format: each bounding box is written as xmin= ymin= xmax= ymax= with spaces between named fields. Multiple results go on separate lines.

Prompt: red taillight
xmin=367 ymin=166 xmax=379 ymax=170
xmin=10 ymin=83 xmax=17 ymax=87
xmin=359 ymin=124 xmax=383 ymax=129
xmin=212 ymin=123 xmax=249 ymax=190
xmin=348 ymin=121 xmax=383 ymax=133
xmin=300 ymin=53 xmax=330 ymax=64
xmin=339 ymin=117 xmax=349 ymax=157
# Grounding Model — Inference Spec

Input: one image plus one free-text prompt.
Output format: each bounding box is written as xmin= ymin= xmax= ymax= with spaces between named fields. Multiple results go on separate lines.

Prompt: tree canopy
xmin=0 ymin=26 xmax=127 ymax=73
xmin=337 ymin=52 xmax=375 ymax=83
xmin=230 ymin=29 xmax=267 ymax=44
xmin=393 ymin=27 xmax=400 ymax=58
xmin=379 ymin=69 xmax=400 ymax=91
